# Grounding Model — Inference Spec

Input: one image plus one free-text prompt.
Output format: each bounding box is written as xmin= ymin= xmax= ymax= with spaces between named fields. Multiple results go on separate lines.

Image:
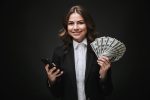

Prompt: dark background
xmin=2 ymin=0 xmax=149 ymax=100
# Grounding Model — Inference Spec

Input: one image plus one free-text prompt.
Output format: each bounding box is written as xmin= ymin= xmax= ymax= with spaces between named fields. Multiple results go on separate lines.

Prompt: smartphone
xmin=41 ymin=58 xmax=63 ymax=71
xmin=41 ymin=58 xmax=55 ymax=68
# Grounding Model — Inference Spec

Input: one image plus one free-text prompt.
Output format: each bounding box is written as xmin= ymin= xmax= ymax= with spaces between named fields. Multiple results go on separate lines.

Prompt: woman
xmin=45 ymin=5 xmax=113 ymax=100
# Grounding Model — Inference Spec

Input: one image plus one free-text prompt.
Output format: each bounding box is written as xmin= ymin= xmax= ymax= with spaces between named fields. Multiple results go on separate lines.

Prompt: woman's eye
xmin=68 ymin=21 xmax=85 ymax=25
xmin=78 ymin=21 xmax=85 ymax=24
xmin=68 ymin=22 xmax=74 ymax=25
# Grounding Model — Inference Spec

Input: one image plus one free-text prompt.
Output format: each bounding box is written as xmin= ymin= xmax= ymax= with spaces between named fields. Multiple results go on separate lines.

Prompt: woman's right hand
xmin=45 ymin=64 xmax=63 ymax=83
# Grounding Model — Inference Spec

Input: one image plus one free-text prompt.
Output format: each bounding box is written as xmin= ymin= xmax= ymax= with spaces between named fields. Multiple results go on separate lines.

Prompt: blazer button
xmin=87 ymin=97 xmax=90 ymax=100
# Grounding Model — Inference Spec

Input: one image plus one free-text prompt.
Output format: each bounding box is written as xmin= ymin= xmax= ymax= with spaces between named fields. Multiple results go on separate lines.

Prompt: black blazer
xmin=49 ymin=41 xmax=113 ymax=100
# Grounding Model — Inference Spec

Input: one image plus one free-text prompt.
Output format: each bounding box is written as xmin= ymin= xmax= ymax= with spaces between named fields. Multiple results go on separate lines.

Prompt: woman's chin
xmin=73 ymin=38 xmax=84 ymax=42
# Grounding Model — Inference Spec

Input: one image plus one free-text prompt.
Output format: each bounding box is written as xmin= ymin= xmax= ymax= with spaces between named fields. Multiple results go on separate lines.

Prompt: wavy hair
xmin=58 ymin=5 xmax=96 ymax=48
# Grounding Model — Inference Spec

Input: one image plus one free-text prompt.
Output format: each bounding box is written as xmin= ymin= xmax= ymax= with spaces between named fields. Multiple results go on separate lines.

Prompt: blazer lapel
xmin=64 ymin=44 xmax=77 ymax=88
xmin=64 ymin=42 xmax=95 ymax=88
xmin=85 ymin=44 xmax=94 ymax=84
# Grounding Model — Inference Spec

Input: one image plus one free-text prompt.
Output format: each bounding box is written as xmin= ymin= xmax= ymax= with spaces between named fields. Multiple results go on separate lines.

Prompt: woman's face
xmin=67 ymin=12 xmax=87 ymax=42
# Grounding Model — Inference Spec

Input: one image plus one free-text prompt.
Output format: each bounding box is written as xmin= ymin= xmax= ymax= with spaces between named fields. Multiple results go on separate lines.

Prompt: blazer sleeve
xmin=99 ymin=68 xmax=113 ymax=96
xmin=48 ymin=46 xmax=64 ymax=98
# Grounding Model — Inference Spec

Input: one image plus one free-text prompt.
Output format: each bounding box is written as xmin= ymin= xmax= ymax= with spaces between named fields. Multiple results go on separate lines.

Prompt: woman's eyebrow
xmin=68 ymin=20 xmax=84 ymax=22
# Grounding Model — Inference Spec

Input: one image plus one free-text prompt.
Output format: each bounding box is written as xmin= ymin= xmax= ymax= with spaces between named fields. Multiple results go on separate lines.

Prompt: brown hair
xmin=59 ymin=5 xmax=96 ymax=47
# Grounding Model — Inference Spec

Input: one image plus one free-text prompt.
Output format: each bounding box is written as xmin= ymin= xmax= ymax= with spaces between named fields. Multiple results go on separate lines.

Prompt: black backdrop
xmin=2 ymin=0 xmax=149 ymax=100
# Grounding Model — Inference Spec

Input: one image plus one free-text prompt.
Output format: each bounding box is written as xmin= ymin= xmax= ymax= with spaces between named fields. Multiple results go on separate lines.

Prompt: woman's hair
xmin=59 ymin=5 xmax=96 ymax=47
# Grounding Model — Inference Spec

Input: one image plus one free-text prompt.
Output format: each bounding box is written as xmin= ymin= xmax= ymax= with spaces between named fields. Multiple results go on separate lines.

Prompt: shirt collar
xmin=73 ymin=38 xmax=87 ymax=49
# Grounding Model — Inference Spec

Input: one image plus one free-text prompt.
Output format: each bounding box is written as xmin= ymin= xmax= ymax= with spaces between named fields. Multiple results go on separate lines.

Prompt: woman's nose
xmin=73 ymin=24 xmax=79 ymax=30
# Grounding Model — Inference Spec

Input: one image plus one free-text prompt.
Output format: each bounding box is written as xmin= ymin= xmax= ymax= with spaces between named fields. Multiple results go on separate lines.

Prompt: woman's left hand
xmin=97 ymin=56 xmax=111 ymax=79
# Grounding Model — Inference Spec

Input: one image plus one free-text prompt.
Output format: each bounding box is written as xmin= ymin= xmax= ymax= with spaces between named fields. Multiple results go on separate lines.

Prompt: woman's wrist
xmin=99 ymin=71 xmax=107 ymax=79
xmin=47 ymin=79 xmax=55 ymax=87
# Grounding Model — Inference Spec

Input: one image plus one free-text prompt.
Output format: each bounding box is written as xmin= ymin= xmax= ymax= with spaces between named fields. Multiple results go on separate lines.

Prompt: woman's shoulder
xmin=53 ymin=44 xmax=64 ymax=52
xmin=53 ymin=42 xmax=73 ymax=56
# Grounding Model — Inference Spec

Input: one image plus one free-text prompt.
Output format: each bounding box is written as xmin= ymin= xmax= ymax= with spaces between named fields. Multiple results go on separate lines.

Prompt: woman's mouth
xmin=73 ymin=32 xmax=82 ymax=35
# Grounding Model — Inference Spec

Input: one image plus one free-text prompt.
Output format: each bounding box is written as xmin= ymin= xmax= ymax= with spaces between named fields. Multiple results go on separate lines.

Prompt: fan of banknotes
xmin=90 ymin=36 xmax=126 ymax=62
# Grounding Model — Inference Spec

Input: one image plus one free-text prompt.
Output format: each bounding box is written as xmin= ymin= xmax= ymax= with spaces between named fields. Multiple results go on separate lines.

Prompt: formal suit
xmin=49 ymin=40 xmax=113 ymax=100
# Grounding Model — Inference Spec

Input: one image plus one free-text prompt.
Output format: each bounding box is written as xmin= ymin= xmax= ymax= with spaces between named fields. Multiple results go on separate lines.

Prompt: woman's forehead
xmin=68 ymin=12 xmax=84 ymax=21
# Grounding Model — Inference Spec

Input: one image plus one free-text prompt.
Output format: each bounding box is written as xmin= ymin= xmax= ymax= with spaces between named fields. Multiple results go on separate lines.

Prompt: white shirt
xmin=73 ymin=38 xmax=87 ymax=100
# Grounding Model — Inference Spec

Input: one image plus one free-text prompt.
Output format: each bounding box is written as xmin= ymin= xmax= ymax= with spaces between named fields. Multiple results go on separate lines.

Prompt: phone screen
xmin=41 ymin=58 xmax=62 ymax=71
